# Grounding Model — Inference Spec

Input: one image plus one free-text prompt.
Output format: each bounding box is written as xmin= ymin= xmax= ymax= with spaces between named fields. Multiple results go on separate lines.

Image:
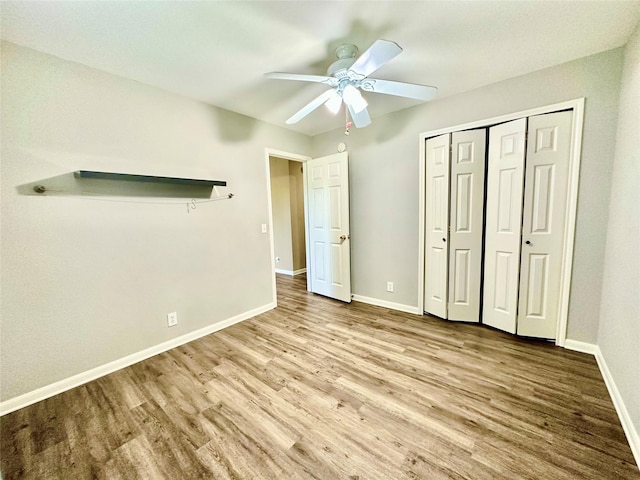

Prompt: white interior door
xmin=483 ymin=118 xmax=527 ymax=333
xmin=517 ymin=111 xmax=573 ymax=338
xmin=306 ymin=152 xmax=351 ymax=303
xmin=448 ymin=129 xmax=486 ymax=322
xmin=424 ymin=134 xmax=451 ymax=318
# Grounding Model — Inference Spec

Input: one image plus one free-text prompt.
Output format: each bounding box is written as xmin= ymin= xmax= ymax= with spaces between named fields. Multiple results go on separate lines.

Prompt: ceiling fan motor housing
xmin=327 ymin=43 xmax=359 ymax=78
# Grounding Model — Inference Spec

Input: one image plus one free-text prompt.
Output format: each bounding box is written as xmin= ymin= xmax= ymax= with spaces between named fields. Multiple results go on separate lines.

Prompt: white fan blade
xmin=361 ymin=78 xmax=438 ymax=101
xmin=349 ymin=40 xmax=402 ymax=78
xmin=265 ymin=72 xmax=336 ymax=86
xmin=286 ymin=89 xmax=336 ymax=124
xmin=347 ymin=104 xmax=371 ymax=128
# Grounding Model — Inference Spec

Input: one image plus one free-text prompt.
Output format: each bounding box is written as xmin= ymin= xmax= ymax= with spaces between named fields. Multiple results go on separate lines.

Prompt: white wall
xmin=1 ymin=36 xmax=633 ymax=414
xmin=312 ymin=47 xmax=624 ymax=343
xmin=0 ymin=42 xmax=311 ymax=402
xmin=597 ymin=23 xmax=640 ymax=440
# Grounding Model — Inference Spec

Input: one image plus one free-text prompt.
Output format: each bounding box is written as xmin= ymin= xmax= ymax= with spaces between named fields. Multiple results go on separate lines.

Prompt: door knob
xmin=442 ymin=238 xmax=446 ymax=242
xmin=525 ymin=240 xmax=531 ymax=245
xmin=340 ymin=234 xmax=349 ymax=241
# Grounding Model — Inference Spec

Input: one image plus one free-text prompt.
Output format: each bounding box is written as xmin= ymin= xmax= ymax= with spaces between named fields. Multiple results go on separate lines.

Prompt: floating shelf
xmin=73 ymin=170 xmax=226 ymax=188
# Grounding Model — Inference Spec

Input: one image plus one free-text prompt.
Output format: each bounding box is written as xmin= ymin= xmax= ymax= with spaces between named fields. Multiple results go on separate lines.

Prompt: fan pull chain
xmin=345 ymin=108 xmax=352 ymax=136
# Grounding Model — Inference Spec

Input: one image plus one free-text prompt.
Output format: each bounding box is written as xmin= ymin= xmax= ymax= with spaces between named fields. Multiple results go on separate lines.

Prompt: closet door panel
xmin=424 ymin=134 xmax=451 ymax=318
xmin=483 ymin=118 xmax=527 ymax=333
xmin=517 ymin=111 xmax=572 ymax=338
xmin=448 ymin=129 xmax=486 ymax=322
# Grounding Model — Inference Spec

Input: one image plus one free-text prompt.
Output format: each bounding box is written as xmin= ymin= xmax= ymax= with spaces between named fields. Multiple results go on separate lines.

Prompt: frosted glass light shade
xmin=343 ymin=84 xmax=367 ymax=113
xmin=324 ymin=91 xmax=342 ymax=114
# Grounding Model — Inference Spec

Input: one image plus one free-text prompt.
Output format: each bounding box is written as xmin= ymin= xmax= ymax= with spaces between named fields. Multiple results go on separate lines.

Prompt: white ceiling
xmin=2 ymin=1 xmax=639 ymax=136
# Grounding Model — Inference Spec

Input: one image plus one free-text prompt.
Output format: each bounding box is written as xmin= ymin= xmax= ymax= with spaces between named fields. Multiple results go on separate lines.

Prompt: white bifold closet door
xmin=483 ymin=111 xmax=573 ymax=337
xmin=482 ymin=118 xmax=527 ymax=333
xmin=424 ymin=134 xmax=450 ymax=319
xmin=448 ymin=129 xmax=487 ymax=321
xmin=517 ymin=110 xmax=573 ymax=338
xmin=424 ymin=129 xmax=486 ymax=321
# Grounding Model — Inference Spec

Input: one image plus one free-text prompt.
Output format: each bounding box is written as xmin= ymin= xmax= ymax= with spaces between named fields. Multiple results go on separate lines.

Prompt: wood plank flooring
xmin=1 ymin=273 xmax=638 ymax=479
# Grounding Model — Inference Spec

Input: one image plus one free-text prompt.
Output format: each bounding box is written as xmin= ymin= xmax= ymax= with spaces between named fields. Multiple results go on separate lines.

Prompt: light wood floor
xmin=1 ymin=274 xmax=638 ymax=479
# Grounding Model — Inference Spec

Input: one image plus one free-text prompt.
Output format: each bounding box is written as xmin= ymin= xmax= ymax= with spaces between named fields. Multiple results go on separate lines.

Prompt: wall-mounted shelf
xmin=73 ymin=170 xmax=226 ymax=188
xmin=21 ymin=170 xmax=229 ymax=199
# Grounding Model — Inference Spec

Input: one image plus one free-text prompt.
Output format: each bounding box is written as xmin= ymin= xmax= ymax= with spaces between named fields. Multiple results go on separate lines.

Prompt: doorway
xmin=265 ymin=148 xmax=353 ymax=305
xmin=269 ymin=156 xmax=307 ymax=277
xmin=265 ymin=149 xmax=311 ymax=302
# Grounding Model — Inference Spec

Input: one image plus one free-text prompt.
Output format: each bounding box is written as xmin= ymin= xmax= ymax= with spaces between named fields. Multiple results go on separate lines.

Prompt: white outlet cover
xmin=167 ymin=312 xmax=178 ymax=327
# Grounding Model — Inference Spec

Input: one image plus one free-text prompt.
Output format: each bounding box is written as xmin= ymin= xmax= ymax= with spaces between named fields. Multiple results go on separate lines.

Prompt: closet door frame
xmin=418 ymin=98 xmax=585 ymax=347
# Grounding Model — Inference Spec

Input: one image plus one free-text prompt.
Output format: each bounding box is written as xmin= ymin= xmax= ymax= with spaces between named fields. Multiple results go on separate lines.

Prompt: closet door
xmin=517 ymin=111 xmax=573 ymax=338
xmin=482 ymin=118 xmax=527 ymax=333
xmin=448 ymin=129 xmax=486 ymax=322
xmin=424 ymin=134 xmax=451 ymax=318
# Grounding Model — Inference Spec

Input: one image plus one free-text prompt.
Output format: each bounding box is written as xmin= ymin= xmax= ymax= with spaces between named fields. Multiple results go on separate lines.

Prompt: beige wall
xmin=0 ymin=42 xmax=311 ymax=402
xmin=269 ymin=157 xmax=306 ymax=274
xmin=597 ymin=22 xmax=640 ymax=439
xmin=312 ymin=47 xmax=624 ymax=345
xmin=269 ymin=156 xmax=294 ymax=272
xmin=289 ymin=161 xmax=306 ymax=271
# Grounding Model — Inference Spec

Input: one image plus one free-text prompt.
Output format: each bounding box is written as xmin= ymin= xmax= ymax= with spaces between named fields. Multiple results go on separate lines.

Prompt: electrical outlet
xmin=387 ymin=281 xmax=394 ymax=293
xmin=261 ymin=223 xmax=268 ymax=234
xmin=167 ymin=312 xmax=178 ymax=327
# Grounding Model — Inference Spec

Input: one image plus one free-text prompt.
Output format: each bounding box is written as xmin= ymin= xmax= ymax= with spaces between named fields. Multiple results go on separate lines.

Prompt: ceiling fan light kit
xmin=265 ymin=39 xmax=438 ymax=129
xmin=324 ymin=91 xmax=342 ymax=114
xmin=342 ymin=84 xmax=367 ymax=113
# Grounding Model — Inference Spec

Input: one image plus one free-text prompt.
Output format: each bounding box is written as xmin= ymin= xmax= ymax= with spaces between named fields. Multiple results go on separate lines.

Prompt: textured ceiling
xmin=2 ymin=1 xmax=639 ymax=136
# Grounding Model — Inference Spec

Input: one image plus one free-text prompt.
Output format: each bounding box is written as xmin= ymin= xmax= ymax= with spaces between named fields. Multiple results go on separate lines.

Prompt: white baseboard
xmin=594 ymin=346 xmax=640 ymax=468
xmin=352 ymin=294 xmax=420 ymax=315
xmin=564 ymin=339 xmax=639 ymax=468
xmin=0 ymin=302 xmax=276 ymax=417
xmin=275 ymin=268 xmax=307 ymax=276
xmin=563 ymin=339 xmax=599 ymax=355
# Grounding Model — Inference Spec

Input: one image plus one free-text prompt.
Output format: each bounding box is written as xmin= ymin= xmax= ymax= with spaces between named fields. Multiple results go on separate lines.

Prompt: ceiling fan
xmin=265 ymin=39 xmax=437 ymax=128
